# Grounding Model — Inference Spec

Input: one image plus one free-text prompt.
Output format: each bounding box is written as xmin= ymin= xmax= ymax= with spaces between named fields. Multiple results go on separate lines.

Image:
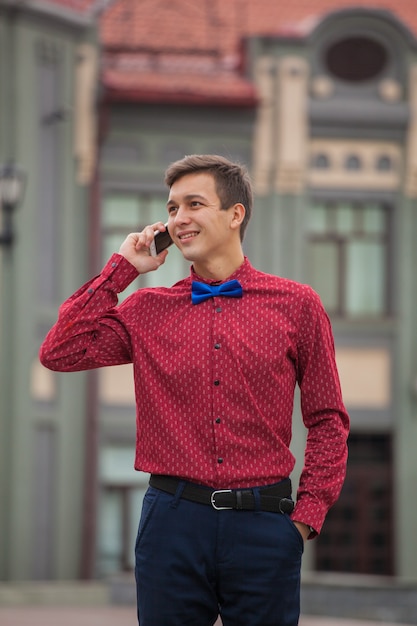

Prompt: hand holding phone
xmin=150 ymin=223 xmax=173 ymax=257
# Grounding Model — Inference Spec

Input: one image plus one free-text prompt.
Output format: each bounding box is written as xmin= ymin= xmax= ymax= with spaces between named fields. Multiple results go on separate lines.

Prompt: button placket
xmin=212 ymin=300 xmax=225 ymax=474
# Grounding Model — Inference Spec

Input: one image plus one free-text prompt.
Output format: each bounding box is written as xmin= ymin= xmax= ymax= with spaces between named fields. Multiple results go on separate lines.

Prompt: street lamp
xmin=0 ymin=162 xmax=26 ymax=246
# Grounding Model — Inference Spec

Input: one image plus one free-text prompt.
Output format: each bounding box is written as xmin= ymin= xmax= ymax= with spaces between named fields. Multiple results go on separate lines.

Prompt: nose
xmin=172 ymin=205 xmax=191 ymax=226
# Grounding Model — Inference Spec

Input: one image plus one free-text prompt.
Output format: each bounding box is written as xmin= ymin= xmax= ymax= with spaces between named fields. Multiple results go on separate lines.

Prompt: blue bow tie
xmin=191 ymin=279 xmax=243 ymax=304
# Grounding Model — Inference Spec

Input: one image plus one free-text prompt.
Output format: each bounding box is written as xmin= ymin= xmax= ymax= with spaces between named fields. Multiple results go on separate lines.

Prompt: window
xmin=97 ymin=446 xmax=149 ymax=575
xmin=98 ymin=484 xmax=145 ymax=574
xmin=102 ymin=192 xmax=186 ymax=301
xmin=315 ymin=433 xmax=394 ymax=575
xmin=307 ymin=201 xmax=391 ymax=317
xmin=325 ymin=36 xmax=388 ymax=83
xmin=311 ymin=153 xmax=330 ymax=169
xmin=376 ymin=155 xmax=393 ymax=171
xmin=345 ymin=154 xmax=362 ymax=171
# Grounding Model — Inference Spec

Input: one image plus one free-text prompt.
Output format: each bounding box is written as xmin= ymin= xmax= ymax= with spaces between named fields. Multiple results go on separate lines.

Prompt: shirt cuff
xmin=291 ymin=499 xmax=324 ymax=538
xmin=101 ymin=253 xmax=139 ymax=293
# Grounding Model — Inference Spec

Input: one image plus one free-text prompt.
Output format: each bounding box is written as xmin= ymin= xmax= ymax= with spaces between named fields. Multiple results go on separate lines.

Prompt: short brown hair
xmin=164 ymin=154 xmax=253 ymax=241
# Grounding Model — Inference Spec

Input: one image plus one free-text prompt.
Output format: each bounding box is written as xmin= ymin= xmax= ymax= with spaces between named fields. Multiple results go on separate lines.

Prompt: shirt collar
xmin=190 ymin=256 xmax=252 ymax=286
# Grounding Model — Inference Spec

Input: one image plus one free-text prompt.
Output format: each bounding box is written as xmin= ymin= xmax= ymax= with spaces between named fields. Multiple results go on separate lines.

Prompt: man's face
xmin=166 ymin=172 xmax=235 ymax=265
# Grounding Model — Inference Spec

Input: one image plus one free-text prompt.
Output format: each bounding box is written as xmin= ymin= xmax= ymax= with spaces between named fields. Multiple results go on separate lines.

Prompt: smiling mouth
xmin=178 ymin=232 xmax=199 ymax=241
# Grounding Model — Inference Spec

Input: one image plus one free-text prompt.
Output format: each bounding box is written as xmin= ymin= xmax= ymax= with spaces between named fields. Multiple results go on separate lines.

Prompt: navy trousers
xmin=135 ymin=482 xmax=304 ymax=626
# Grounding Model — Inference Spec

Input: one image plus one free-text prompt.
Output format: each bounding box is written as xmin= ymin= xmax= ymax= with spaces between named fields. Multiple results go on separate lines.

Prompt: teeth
xmin=179 ymin=232 xmax=197 ymax=240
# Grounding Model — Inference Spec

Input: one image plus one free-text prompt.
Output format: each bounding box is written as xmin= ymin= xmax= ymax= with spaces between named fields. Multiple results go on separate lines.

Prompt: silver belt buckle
xmin=210 ymin=489 xmax=233 ymax=510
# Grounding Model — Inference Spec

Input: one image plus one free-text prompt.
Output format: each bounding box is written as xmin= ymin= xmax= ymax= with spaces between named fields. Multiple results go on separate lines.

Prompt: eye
xmin=167 ymin=205 xmax=177 ymax=214
xmin=190 ymin=200 xmax=202 ymax=207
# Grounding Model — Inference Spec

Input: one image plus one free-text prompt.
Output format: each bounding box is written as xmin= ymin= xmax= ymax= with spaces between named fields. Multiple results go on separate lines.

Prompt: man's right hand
xmin=119 ymin=222 xmax=169 ymax=274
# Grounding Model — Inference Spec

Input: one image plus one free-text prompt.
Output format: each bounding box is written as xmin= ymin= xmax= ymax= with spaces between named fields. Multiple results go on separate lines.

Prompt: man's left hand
xmin=293 ymin=521 xmax=311 ymax=541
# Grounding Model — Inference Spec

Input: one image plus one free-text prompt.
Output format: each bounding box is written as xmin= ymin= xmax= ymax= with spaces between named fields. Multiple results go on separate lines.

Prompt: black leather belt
xmin=149 ymin=474 xmax=294 ymax=514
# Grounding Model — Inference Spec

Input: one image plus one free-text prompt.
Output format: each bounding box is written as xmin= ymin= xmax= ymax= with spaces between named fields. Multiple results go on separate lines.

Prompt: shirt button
xmin=215 ymin=418 xmax=221 ymax=424
xmin=111 ymin=262 xmax=117 ymax=268
xmin=214 ymin=380 xmax=220 ymax=386
xmin=215 ymin=307 xmax=222 ymax=313
xmin=214 ymin=343 xmax=221 ymax=350
xmin=217 ymin=457 xmax=223 ymax=464
xmin=87 ymin=288 xmax=94 ymax=294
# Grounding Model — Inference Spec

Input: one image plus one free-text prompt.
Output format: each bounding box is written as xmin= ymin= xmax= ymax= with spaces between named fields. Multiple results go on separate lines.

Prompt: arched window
xmin=311 ymin=153 xmax=330 ymax=169
xmin=325 ymin=36 xmax=388 ymax=82
xmin=345 ymin=155 xmax=362 ymax=170
xmin=376 ymin=155 xmax=393 ymax=171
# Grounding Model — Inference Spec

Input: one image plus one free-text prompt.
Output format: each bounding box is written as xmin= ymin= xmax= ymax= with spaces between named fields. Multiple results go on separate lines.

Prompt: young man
xmin=40 ymin=154 xmax=349 ymax=626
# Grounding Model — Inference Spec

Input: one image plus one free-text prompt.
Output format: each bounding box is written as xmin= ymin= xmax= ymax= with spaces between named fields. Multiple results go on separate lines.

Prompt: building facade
xmin=1 ymin=0 xmax=417 ymax=589
xmin=0 ymin=0 xmax=97 ymax=580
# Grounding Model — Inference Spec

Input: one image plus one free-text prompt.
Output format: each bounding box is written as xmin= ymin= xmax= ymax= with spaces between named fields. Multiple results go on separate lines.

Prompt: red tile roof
xmin=98 ymin=0 xmax=417 ymax=105
xmin=103 ymin=51 xmax=257 ymax=106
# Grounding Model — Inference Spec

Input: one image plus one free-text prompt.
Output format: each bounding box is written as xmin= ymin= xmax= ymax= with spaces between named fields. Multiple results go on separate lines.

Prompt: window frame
xmin=306 ymin=193 xmax=395 ymax=320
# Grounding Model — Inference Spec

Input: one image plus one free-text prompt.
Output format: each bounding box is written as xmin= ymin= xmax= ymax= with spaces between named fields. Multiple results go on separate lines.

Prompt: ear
xmin=230 ymin=203 xmax=246 ymax=231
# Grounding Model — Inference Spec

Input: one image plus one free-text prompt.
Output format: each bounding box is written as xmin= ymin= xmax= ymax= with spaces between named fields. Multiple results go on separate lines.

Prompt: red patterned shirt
xmin=39 ymin=254 xmax=349 ymax=534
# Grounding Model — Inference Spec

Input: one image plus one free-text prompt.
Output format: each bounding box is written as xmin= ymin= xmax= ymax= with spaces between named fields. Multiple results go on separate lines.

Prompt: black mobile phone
xmin=150 ymin=224 xmax=173 ymax=257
